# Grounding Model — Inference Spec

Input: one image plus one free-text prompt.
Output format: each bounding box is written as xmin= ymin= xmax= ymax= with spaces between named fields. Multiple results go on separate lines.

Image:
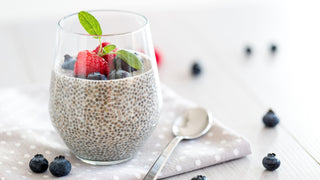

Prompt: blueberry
xmin=270 ymin=44 xmax=278 ymax=54
xmin=191 ymin=175 xmax=207 ymax=180
xmin=245 ymin=46 xmax=252 ymax=56
xmin=263 ymin=153 xmax=280 ymax=171
xmin=108 ymin=70 xmax=131 ymax=80
xmin=62 ymin=54 xmax=77 ymax=70
xmin=64 ymin=54 xmax=73 ymax=62
xmin=113 ymin=56 xmax=123 ymax=70
xmin=113 ymin=54 xmax=143 ymax=72
xmin=49 ymin=155 xmax=71 ymax=177
xmin=29 ymin=154 xmax=49 ymax=173
xmin=191 ymin=62 xmax=202 ymax=76
xmin=75 ymin=75 xmax=87 ymax=79
xmin=62 ymin=60 xmax=76 ymax=70
xmin=87 ymin=72 xmax=107 ymax=80
xmin=263 ymin=109 xmax=279 ymax=127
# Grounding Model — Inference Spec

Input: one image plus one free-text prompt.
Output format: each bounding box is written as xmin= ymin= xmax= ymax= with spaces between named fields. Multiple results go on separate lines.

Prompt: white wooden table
xmin=152 ymin=6 xmax=320 ymax=179
xmin=1 ymin=4 xmax=320 ymax=179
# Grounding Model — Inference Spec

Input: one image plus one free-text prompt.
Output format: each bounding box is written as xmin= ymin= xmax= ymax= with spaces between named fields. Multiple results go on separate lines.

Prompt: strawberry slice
xmin=74 ymin=50 xmax=109 ymax=77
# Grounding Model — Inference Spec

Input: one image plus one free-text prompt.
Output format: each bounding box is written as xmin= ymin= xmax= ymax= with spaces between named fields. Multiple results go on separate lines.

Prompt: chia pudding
xmin=49 ymin=53 xmax=160 ymax=163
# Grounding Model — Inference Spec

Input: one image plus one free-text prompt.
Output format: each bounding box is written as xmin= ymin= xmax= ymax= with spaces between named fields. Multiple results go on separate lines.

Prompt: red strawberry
xmin=93 ymin=42 xmax=117 ymax=62
xmin=74 ymin=50 xmax=109 ymax=77
xmin=93 ymin=42 xmax=117 ymax=71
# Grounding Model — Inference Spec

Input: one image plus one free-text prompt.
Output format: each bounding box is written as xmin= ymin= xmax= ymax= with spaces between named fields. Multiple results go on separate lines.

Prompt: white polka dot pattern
xmin=0 ymin=85 xmax=251 ymax=179
xmin=233 ymin=149 xmax=240 ymax=156
xmin=175 ymin=165 xmax=182 ymax=171
xmin=195 ymin=159 xmax=201 ymax=166
xmin=215 ymin=155 xmax=221 ymax=162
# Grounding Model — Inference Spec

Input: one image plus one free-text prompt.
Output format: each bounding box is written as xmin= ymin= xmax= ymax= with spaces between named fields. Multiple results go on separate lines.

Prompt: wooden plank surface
xmin=146 ymin=7 xmax=320 ymax=179
xmin=156 ymin=33 xmax=320 ymax=179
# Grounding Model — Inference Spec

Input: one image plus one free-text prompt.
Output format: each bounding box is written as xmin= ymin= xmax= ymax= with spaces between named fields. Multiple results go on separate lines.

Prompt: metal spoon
xmin=143 ymin=107 xmax=213 ymax=180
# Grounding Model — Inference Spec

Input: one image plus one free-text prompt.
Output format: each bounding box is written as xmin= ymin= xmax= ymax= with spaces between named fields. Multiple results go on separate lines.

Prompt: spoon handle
xmin=143 ymin=136 xmax=184 ymax=180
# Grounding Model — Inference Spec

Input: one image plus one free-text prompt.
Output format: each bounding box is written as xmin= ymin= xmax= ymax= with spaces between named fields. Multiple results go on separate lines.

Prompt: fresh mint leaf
xmin=103 ymin=44 xmax=116 ymax=54
xmin=78 ymin=11 xmax=102 ymax=39
xmin=116 ymin=50 xmax=143 ymax=70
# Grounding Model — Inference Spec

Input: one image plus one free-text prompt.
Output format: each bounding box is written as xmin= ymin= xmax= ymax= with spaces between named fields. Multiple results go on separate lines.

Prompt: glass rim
xmin=57 ymin=9 xmax=149 ymax=37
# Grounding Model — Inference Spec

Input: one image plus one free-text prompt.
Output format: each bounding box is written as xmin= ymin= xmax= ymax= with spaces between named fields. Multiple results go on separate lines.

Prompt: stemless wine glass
xmin=49 ymin=10 xmax=161 ymax=165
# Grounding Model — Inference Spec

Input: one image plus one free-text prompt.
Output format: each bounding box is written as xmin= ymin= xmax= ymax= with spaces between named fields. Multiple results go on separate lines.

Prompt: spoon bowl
xmin=172 ymin=107 xmax=213 ymax=139
xmin=144 ymin=107 xmax=213 ymax=180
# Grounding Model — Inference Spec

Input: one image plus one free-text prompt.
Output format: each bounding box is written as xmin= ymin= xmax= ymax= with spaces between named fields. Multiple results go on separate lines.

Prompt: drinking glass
xmin=49 ymin=10 xmax=161 ymax=165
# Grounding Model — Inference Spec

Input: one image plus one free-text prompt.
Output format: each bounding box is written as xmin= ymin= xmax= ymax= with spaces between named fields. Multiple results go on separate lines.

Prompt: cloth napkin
xmin=0 ymin=85 xmax=251 ymax=180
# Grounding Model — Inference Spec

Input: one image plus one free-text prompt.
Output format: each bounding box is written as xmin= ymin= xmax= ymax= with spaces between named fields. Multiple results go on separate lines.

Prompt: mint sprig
xmin=116 ymin=50 xmax=143 ymax=70
xmin=78 ymin=11 xmax=103 ymax=54
xmin=78 ymin=11 xmax=102 ymax=38
xmin=103 ymin=44 xmax=116 ymax=54
xmin=78 ymin=11 xmax=143 ymax=70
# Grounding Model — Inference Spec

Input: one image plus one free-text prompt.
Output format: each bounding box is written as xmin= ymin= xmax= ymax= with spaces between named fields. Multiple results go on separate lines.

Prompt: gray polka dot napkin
xmin=0 ymin=85 xmax=251 ymax=179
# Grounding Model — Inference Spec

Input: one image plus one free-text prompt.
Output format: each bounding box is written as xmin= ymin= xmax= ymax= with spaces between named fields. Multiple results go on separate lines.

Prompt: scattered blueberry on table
xmin=191 ymin=175 xmax=207 ymax=180
xmin=49 ymin=155 xmax=72 ymax=177
xmin=262 ymin=153 xmax=281 ymax=171
xmin=29 ymin=154 xmax=49 ymax=173
xmin=270 ymin=44 xmax=278 ymax=54
xmin=245 ymin=46 xmax=252 ymax=56
xmin=263 ymin=109 xmax=280 ymax=127
xmin=191 ymin=62 xmax=202 ymax=76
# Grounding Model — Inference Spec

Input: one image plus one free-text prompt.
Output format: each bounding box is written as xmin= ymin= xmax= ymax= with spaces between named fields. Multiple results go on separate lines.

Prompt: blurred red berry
xmin=154 ymin=48 xmax=162 ymax=66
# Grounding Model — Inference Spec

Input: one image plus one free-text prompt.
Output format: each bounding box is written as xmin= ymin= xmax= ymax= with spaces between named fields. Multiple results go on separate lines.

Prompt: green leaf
xmin=78 ymin=11 xmax=102 ymax=39
xmin=116 ymin=50 xmax=143 ymax=70
xmin=103 ymin=44 xmax=116 ymax=54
